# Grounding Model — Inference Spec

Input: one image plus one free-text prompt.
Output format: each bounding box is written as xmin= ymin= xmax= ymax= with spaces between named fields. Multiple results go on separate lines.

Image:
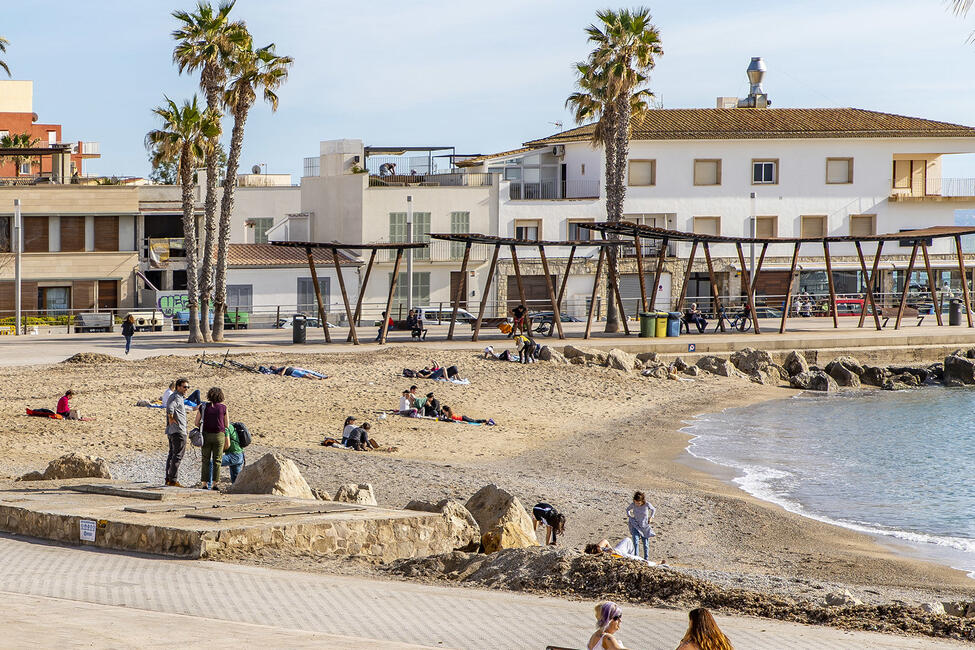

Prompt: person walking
xmin=676 ymin=607 xmax=733 ymax=650
xmin=164 ymin=378 xmax=190 ymax=487
xmin=121 ymin=314 xmax=136 ymax=355
xmin=626 ymin=491 xmax=656 ymax=561
xmin=195 ymin=387 xmax=228 ymax=490
xmin=588 ymin=601 xmax=628 ymax=650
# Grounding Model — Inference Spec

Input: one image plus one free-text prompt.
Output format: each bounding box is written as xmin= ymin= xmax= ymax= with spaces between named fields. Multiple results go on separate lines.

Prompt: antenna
xmin=549 ymin=121 xmax=564 ymax=131
xmin=251 ymin=164 xmax=262 ymax=175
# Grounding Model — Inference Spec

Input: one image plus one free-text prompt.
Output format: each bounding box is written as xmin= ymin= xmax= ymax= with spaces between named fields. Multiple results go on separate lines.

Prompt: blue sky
xmin=5 ymin=0 xmax=975 ymax=178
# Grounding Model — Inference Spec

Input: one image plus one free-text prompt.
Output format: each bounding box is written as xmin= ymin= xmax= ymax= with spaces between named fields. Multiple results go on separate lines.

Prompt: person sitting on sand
xmin=56 ymin=389 xmax=85 ymax=420
xmin=584 ymin=539 xmax=666 ymax=566
xmin=440 ymin=405 xmax=495 ymax=425
xmin=588 ymin=601 xmax=627 ymax=650
xmin=343 ymin=421 xmax=371 ymax=451
xmin=676 ymin=607 xmax=733 ymax=650
xmin=626 ymin=491 xmax=656 ymax=561
xmin=532 ymin=502 xmax=566 ymax=545
xmin=398 ymin=390 xmax=419 ymax=417
xmin=265 ymin=365 xmax=327 ymax=380
xmin=422 ymin=392 xmax=441 ymax=418
xmin=341 ymin=416 xmax=359 ymax=446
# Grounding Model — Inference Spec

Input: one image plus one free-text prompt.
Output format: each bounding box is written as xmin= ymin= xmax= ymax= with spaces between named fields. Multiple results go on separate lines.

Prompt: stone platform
xmin=0 ymin=479 xmax=452 ymax=560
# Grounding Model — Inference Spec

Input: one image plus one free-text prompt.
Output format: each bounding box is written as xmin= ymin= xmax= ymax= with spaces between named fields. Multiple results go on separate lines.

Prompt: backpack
xmin=232 ymin=421 xmax=252 ymax=448
xmin=403 ymin=368 xmax=417 ymax=378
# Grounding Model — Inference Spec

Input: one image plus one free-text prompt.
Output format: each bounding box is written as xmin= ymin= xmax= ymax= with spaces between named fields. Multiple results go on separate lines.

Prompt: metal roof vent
xmin=738 ymin=57 xmax=770 ymax=109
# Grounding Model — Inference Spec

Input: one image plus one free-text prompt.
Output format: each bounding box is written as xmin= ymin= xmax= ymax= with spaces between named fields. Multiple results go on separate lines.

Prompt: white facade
xmin=227 ymin=264 xmax=359 ymax=323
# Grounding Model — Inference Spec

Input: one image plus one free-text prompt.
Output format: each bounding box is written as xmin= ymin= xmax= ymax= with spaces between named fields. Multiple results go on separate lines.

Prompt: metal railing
xmin=508 ymin=179 xmax=600 ymax=200
xmin=897 ymin=177 xmax=975 ymax=198
xmin=377 ymin=239 xmax=493 ymax=262
xmin=368 ymin=172 xmax=493 ymax=188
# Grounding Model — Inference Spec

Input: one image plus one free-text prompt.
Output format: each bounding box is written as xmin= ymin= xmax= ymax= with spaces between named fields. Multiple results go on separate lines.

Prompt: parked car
xmin=529 ymin=311 xmax=583 ymax=323
xmin=414 ymin=306 xmax=477 ymax=324
xmin=173 ymin=310 xmax=213 ymax=331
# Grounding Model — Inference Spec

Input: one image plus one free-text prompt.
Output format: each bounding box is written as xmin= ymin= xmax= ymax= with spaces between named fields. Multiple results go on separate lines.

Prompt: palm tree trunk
xmin=180 ymin=145 xmax=203 ymax=344
xmin=212 ymin=101 xmax=250 ymax=341
xmin=198 ymin=83 xmax=222 ymax=342
xmin=603 ymin=104 xmax=621 ymax=333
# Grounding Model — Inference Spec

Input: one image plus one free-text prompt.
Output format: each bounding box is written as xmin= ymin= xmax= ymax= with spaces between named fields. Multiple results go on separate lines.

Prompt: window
xmin=693 ymin=216 xmax=721 ymax=236
xmin=515 ymin=219 xmax=541 ymax=240
xmin=226 ymin=285 xmax=253 ymax=312
xmin=297 ymin=277 xmax=329 ymax=315
xmin=18 ymin=161 xmax=31 ymax=175
xmin=892 ymin=160 xmax=911 ymax=189
xmin=754 ymin=216 xmax=778 ymax=239
xmin=47 ymin=131 xmax=57 ymax=144
xmin=413 ymin=212 xmax=431 ymax=260
xmin=849 ymin=214 xmax=876 ymax=237
xmin=38 ymin=286 xmax=70 ymax=316
xmin=390 ymin=271 xmax=430 ymax=310
xmin=752 ymin=159 xmax=778 ymax=184
xmin=693 ymin=159 xmax=721 ymax=186
xmin=251 ymin=217 xmax=274 ymax=244
xmin=503 ymin=167 xmax=522 ymax=181
xmin=800 ymin=215 xmax=828 ymax=239
xmin=628 ymin=159 xmax=656 ymax=186
xmin=389 ymin=212 xmax=407 ymax=242
xmin=450 ymin=211 xmax=470 ymax=259
xmin=568 ymin=219 xmax=594 ymax=241
xmin=0 ymin=130 xmax=8 ymax=139
xmin=826 ymin=158 xmax=853 ymax=184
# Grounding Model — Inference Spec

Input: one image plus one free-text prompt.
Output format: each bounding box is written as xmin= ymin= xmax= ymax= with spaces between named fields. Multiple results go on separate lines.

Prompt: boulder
xmin=860 ymin=366 xmax=891 ymax=387
xmin=606 ymin=348 xmax=637 ymax=372
xmin=563 ymin=345 xmax=607 ymax=365
xmin=16 ymin=471 xmax=44 ymax=482
xmin=790 ymin=372 xmax=813 ymax=390
xmin=227 ymin=453 xmax=315 ymax=499
xmin=672 ymin=357 xmax=689 ymax=371
xmin=311 ymin=488 xmax=332 ymax=501
xmin=942 ymin=601 xmax=975 ymax=617
xmin=20 ymin=453 xmax=112 ymax=481
xmin=748 ymin=369 xmax=780 ymax=386
xmin=783 ymin=351 xmax=809 ymax=377
xmin=770 ymin=363 xmax=791 ymax=381
xmin=683 ymin=366 xmax=701 ymax=377
xmin=944 ymin=354 xmax=975 ymax=385
xmin=335 ymin=483 xmax=378 ymax=506
xmin=825 ymin=356 xmax=864 ymax=377
xmin=730 ymin=347 xmax=775 ymax=374
xmin=696 ymin=356 xmax=743 ymax=378
xmin=636 ymin=351 xmax=659 ymax=364
xmin=641 ymin=364 xmax=669 ymax=379
xmin=569 ymin=356 xmax=585 ymax=365
xmin=481 ymin=521 xmax=539 ymax=553
xmin=405 ymin=499 xmax=438 ymax=512
xmin=806 ymin=370 xmax=838 ymax=392
xmin=827 ymin=363 xmax=860 ymax=388
xmin=824 ymin=590 xmax=863 ymax=607
xmin=884 ymin=373 xmax=919 ymax=390
xmin=538 ymin=346 xmax=567 ymax=364
xmin=921 ymin=602 xmax=946 ymax=616
xmin=464 ymin=484 xmax=538 ymax=549
xmin=405 ymin=499 xmax=480 ymax=551
xmin=888 ymin=366 xmax=929 ymax=384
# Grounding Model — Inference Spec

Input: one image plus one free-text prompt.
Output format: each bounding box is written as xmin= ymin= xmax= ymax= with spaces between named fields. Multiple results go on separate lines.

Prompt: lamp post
xmin=749 ymin=192 xmax=756 ymax=292
xmin=406 ymin=195 xmax=413 ymax=314
xmin=14 ymin=198 xmax=22 ymax=335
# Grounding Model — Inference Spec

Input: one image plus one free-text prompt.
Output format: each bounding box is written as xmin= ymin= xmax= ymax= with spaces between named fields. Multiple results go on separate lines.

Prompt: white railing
xmin=80 ymin=142 xmax=99 ymax=155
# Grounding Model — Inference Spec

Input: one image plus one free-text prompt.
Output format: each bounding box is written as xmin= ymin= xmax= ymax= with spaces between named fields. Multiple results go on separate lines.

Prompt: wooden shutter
xmin=60 ymin=216 xmax=85 ymax=252
xmin=94 ymin=216 xmax=119 ymax=251
xmin=72 ymin=280 xmax=95 ymax=311
xmin=97 ymin=280 xmax=118 ymax=309
xmin=0 ymin=280 xmax=38 ymax=314
xmin=23 ymin=217 xmax=48 ymax=252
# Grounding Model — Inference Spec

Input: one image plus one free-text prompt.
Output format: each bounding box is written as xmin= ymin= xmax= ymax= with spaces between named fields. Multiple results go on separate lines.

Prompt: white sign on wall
xmin=79 ymin=519 xmax=96 ymax=542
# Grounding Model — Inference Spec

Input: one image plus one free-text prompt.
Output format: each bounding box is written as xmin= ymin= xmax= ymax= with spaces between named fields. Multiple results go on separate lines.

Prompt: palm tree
xmin=172 ymin=0 xmax=249 ymax=341
xmin=211 ymin=43 xmax=293 ymax=340
xmin=145 ymin=96 xmax=220 ymax=344
xmin=567 ymin=8 xmax=662 ymax=332
xmin=0 ymin=133 xmax=39 ymax=179
xmin=0 ymin=36 xmax=11 ymax=77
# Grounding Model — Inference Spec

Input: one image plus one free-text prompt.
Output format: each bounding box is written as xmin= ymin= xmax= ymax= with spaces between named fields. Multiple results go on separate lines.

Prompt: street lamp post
xmin=14 ymin=198 xmax=22 ymax=336
xmin=406 ymin=195 xmax=413 ymax=315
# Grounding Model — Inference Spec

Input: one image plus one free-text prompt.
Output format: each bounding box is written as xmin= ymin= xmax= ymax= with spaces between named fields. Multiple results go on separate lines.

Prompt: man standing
xmin=165 ymin=378 xmax=189 ymax=487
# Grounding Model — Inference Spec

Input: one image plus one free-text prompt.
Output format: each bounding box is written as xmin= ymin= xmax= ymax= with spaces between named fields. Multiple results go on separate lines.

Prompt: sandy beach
xmin=1 ymin=345 xmax=972 ymax=614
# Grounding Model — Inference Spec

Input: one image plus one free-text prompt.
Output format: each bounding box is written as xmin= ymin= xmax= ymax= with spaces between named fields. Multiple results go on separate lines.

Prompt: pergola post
xmin=447 ymin=241 xmax=472 ymax=341
xmin=894 ymin=241 xmax=920 ymax=330
xmin=606 ymin=242 xmax=630 ymax=335
xmin=305 ymin=247 xmax=331 ymax=343
xmin=633 ymin=234 xmax=648 ymax=312
xmin=556 ymin=245 xmax=577 ymax=312
xmin=380 ymin=248 xmax=403 ymax=344
xmin=584 ymin=246 xmax=606 ymax=339
xmin=348 ymin=248 xmax=376 ymax=342
xmin=648 ymin=237 xmax=669 ymax=310
xmin=538 ymin=245 xmax=564 ymax=339
xmin=954 ymin=234 xmax=973 ymax=327
xmin=823 ymin=241 xmax=839 ymax=329
xmin=855 ymin=241 xmax=883 ymax=331
xmin=509 ymin=245 xmax=529 ymax=315
xmin=779 ymin=242 xmax=800 ymax=334
xmin=920 ymin=241 xmax=943 ymax=326
xmin=736 ymin=242 xmax=761 ymax=334
xmin=675 ymin=241 xmax=698 ymax=312
xmin=472 ymin=244 xmax=500 ymax=342
xmin=702 ymin=242 xmax=724 ymax=332
xmin=331 ymin=246 xmax=358 ymax=345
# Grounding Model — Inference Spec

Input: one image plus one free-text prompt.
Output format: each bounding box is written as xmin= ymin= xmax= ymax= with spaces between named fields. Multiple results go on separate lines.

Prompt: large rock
xmin=683 ymin=366 xmax=701 ymax=377
xmin=481 ymin=522 xmax=539 ymax=553
xmin=641 ymin=364 xmax=669 ymax=379
xmin=807 ymin=371 xmax=838 ymax=392
xmin=783 ymin=351 xmax=809 ymax=377
xmin=464 ymin=484 xmax=538 ymax=551
xmin=889 ymin=366 xmax=930 ymax=384
xmin=606 ymin=348 xmax=637 ymax=372
xmin=730 ymin=347 xmax=774 ymax=374
xmin=942 ymin=601 xmax=975 ymax=617
xmin=824 ymin=590 xmax=863 ymax=607
xmin=18 ymin=453 xmax=112 ymax=481
xmin=335 ymin=483 xmax=378 ymax=506
xmin=226 ymin=453 xmax=314 ymax=499
xmin=825 ymin=356 xmax=864 ymax=377
xmin=861 ymin=365 xmax=891 ymax=387
xmin=921 ymin=602 xmax=946 ymax=616
xmin=827 ymin=363 xmax=860 ymax=388
xmin=538 ymin=346 xmax=567 ymax=364
xmin=748 ymin=369 xmax=780 ymax=386
xmin=696 ymin=356 xmax=744 ymax=378
xmin=672 ymin=357 xmax=689 ymax=371
xmin=944 ymin=354 xmax=975 ymax=385
xmin=563 ymin=345 xmax=607 ymax=365
xmin=636 ymin=351 xmax=659 ymax=364
xmin=405 ymin=499 xmax=480 ymax=551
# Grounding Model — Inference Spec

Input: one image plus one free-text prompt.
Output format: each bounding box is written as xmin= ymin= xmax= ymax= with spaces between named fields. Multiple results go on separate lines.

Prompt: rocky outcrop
xmin=18 ymin=453 xmax=112 ymax=482
xmin=860 ymin=366 xmax=891 ymax=387
xmin=227 ymin=453 xmax=314 ymax=499
xmin=636 ymin=351 xmax=659 ymax=365
xmin=563 ymin=345 xmax=607 ymax=365
xmin=641 ymin=364 xmax=669 ymax=379
xmin=406 ymin=499 xmax=480 ymax=552
xmin=335 ymin=483 xmax=378 ymax=506
xmin=481 ymin=522 xmax=539 ymax=553
xmin=683 ymin=366 xmax=701 ymax=377
xmin=783 ymin=351 xmax=809 ymax=377
xmin=730 ymin=348 xmax=774 ymax=374
xmin=827 ymin=363 xmax=860 ymax=388
xmin=943 ymin=601 xmax=975 ymax=618
xmin=606 ymin=348 xmax=637 ymax=371
xmin=824 ymin=590 xmax=863 ymax=607
xmin=696 ymin=356 xmax=744 ymax=378
xmin=311 ymin=488 xmax=332 ymax=501
xmin=672 ymin=357 xmax=688 ymax=371
xmin=464 ymin=484 xmax=539 ymax=552
xmin=825 ymin=356 xmax=864 ymax=377
xmin=538 ymin=346 xmax=567 ymax=364
xmin=944 ymin=354 xmax=975 ymax=385
xmin=791 ymin=370 xmax=837 ymax=392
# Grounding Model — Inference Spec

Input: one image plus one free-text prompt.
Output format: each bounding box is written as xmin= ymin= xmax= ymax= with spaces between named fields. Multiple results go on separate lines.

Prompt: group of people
xmin=588 ymin=602 xmax=732 ymax=650
xmin=584 ymin=492 xmax=661 ymax=564
xmin=395 ymin=385 xmax=495 ymax=425
xmin=482 ymin=333 xmax=541 ymax=364
xmin=403 ymin=360 xmax=463 ymax=381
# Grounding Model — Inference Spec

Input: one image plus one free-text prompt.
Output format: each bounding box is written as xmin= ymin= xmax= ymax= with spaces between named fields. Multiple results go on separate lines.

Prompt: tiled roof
xmin=455 ymin=147 xmax=536 ymax=167
xmin=228 ymin=243 xmax=360 ymax=267
xmin=524 ymin=108 xmax=975 ymax=145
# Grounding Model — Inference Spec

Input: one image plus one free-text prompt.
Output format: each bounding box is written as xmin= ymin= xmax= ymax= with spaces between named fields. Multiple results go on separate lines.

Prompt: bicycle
xmin=713 ymin=306 xmax=752 ymax=333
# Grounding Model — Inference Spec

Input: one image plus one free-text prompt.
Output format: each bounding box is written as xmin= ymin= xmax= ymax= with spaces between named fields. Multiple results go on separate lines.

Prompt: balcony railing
xmin=894 ymin=177 xmax=975 ymax=198
xmin=368 ymin=172 xmax=493 ymax=188
xmin=79 ymin=142 xmax=100 ymax=155
xmin=509 ymin=179 xmax=600 ymax=200
xmin=376 ymin=239 xmax=493 ymax=262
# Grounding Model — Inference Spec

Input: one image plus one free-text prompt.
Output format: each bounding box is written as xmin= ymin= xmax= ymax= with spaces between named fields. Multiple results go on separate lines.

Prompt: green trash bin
xmin=655 ymin=312 xmax=668 ymax=337
xmin=639 ymin=312 xmax=655 ymax=338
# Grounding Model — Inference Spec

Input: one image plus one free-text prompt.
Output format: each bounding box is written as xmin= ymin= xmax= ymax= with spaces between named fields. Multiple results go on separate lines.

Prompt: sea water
xmin=684 ymin=388 xmax=975 ymax=577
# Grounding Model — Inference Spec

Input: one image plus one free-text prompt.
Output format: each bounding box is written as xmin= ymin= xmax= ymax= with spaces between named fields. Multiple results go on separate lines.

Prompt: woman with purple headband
xmin=588 ymin=601 xmax=628 ymax=650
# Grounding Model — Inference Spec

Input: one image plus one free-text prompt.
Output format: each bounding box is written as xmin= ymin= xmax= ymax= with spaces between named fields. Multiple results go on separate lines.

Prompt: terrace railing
xmin=368 ymin=172 xmax=493 ymax=188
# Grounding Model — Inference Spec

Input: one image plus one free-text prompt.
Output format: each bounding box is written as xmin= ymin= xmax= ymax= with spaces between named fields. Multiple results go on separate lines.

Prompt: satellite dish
xmin=251 ymin=164 xmax=262 ymax=174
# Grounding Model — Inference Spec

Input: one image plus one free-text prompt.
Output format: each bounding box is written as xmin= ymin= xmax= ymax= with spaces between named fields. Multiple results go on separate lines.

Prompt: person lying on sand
xmin=259 ymin=365 xmax=327 ymax=379
xmin=440 ymin=405 xmax=495 ymax=425
xmin=584 ymin=539 xmax=667 ymax=566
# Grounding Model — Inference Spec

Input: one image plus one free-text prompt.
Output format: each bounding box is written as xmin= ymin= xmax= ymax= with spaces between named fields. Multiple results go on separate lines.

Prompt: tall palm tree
xmin=0 ymin=36 xmax=11 ymax=77
xmin=211 ymin=43 xmax=293 ymax=340
xmin=172 ymin=0 xmax=249 ymax=341
xmin=145 ymin=96 xmax=220 ymax=344
xmin=567 ymin=8 xmax=662 ymax=332
xmin=0 ymin=133 xmax=39 ymax=177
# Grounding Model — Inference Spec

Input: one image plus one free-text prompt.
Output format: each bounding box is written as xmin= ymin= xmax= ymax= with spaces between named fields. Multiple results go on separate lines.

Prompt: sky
xmin=6 ymin=0 xmax=975 ymax=179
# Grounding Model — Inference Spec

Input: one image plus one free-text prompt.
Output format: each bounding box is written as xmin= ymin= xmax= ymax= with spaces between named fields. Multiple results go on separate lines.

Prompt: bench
xmin=881 ymin=306 xmax=924 ymax=328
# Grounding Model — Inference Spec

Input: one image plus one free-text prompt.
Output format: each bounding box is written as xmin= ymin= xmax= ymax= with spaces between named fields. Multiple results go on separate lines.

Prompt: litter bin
xmin=639 ymin=312 xmax=656 ymax=338
xmin=950 ymin=299 xmax=962 ymax=326
xmin=667 ymin=312 xmax=682 ymax=337
xmin=292 ymin=315 xmax=307 ymax=344
xmin=655 ymin=312 xmax=669 ymax=337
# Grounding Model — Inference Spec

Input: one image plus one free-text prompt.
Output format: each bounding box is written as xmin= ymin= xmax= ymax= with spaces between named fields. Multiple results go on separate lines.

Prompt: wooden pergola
xmin=270 ymin=240 xmax=426 ymax=344
xmin=583 ymin=222 xmax=975 ymax=334
xmin=429 ymin=233 xmax=623 ymax=341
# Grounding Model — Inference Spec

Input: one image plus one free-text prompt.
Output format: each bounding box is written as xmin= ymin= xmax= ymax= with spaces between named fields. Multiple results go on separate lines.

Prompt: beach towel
xmin=26 ymin=408 xmax=62 ymax=419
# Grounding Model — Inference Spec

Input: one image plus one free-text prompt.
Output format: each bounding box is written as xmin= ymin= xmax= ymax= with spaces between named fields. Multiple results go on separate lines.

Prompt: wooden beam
xmin=779 ymin=242 xmax=800 ymax=334
xmin=648 ymin=237 xmax=669 ymax=311
xmin=607 ymin=242 xmax=630 ymax=335
xmin=447 ymin=242 xmax=472 ymax=341
xmin=736 ymin=242 xmax=761 ymax=335
xmin=509 ymin=245 xmax=529 ymax=315
xmin=347 ymin=248 xmax=376 ymax=342
xmin=584 ymin=246 xmax=606 ymax=340
xmin=675 ymin=241 xmax=698 ymax=312
xmin=920 ymin=242 xmax=943 ymax=326
xmin=379 ymin=248 xmax=403 ymax=344
xmin=894 ymin=241 xmax=919 ymax=330
xmin=750 ymin=243 xmax=768 ymax=295
xmin=538 ymin=245 xmax=565 ymax=339
xmin=330 ymin=248 xmax=357 ymax=345
xmin=702 ymin=242 xmax=724 ymax=332
xmin=855 ymin=241 xmax=882 ymax=331
xmin=556 ymin=245 xmax=577 ymax=311
xmin=305 ymin=247 xmax=331 ymax=343
xmin=472 ymin=244 xmax=500 ymax=342
xmin=633 ymin=235 xmax=648 ymax=312
xmin=955 ymin=234 xmax=974 ymax=327
xmin=823 ymin=241 xmax=839 ymax=329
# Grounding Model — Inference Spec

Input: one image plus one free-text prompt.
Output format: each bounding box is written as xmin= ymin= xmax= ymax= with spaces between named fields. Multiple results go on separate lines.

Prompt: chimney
xmin=738 ymin=57 xmax=770 ymax=109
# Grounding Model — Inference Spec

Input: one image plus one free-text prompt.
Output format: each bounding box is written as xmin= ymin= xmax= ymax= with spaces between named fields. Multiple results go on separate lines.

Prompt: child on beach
xmin=626 ymin=491 xmax=656 ymax=561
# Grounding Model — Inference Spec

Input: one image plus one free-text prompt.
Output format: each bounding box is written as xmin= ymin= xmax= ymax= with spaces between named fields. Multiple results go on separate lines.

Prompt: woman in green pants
xmin=194 ymin=387 xmax=228 ymax=490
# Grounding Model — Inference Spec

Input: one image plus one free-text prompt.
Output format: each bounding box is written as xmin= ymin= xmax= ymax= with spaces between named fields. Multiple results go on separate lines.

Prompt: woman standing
xmin=122 ymin=314 xmax=136 ymax=355
xmin=626 ymin=491 xmax=656 ymax=561
xmin=676 ymin=608 xmax=733 ymax=650
xmin=588 ymin=601 xmax=627 ymax=650
xmin=195 ymin=387 xmax=227 ymax=490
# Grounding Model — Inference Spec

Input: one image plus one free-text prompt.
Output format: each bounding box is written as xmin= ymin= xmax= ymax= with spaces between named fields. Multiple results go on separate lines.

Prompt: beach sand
xmin=1 ymin=346 xmax=972 ymax=607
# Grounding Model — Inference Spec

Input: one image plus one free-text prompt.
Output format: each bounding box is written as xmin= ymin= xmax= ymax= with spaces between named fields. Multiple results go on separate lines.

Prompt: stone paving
xmin=0 ymin=535 xmax=966 ymax=649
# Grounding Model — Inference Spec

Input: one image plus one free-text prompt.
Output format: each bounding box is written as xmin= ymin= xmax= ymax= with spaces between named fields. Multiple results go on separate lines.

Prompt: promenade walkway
xmin=0 ymin=536 xmax=965 ymax=649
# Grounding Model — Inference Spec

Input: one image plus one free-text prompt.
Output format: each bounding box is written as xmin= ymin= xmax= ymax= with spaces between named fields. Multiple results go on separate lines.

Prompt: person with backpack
xmin=122 ymin=314 xmax=136 ymax=355
xmin=220 ymin=422 xmax=247 ymax=483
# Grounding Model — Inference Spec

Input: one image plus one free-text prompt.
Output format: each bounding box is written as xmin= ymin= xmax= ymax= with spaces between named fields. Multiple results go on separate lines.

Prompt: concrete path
xmin=0 ymin=536 xmax=964 ymax=649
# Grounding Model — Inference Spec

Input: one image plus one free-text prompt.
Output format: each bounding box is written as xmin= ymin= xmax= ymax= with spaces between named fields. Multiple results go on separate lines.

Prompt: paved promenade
xmin=0 ymin=536 xmax=965 ymax=649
